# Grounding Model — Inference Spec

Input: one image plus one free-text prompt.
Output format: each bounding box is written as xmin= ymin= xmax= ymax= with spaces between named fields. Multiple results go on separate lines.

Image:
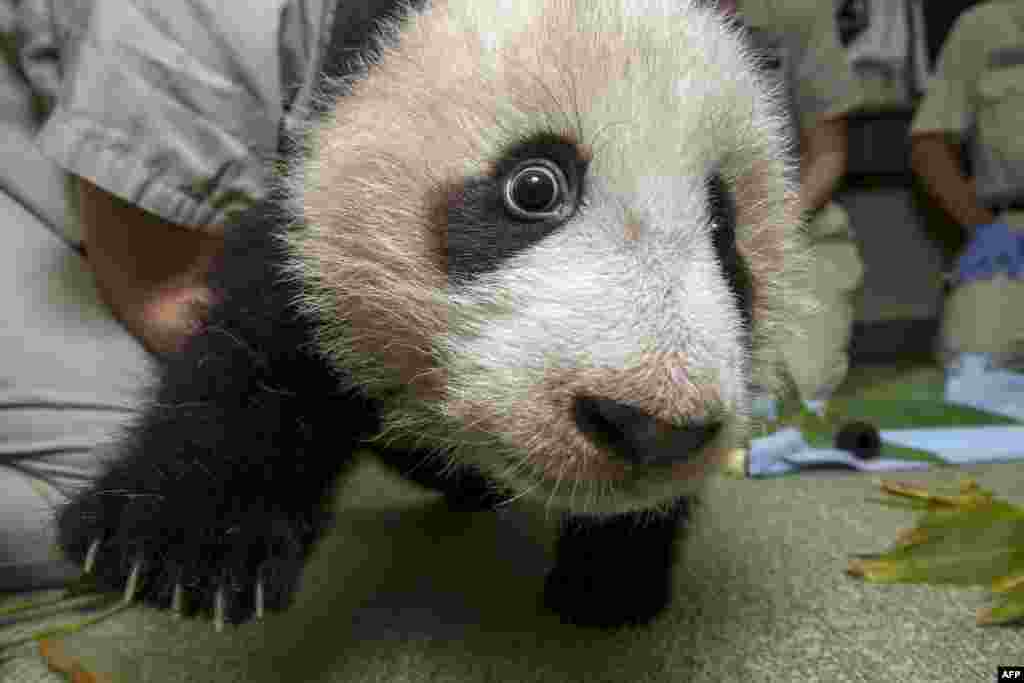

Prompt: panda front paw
xmin=542 ymin=504 xmax=684 ymax=628
xmin=57 ymin=483 xmax=322 ymax=629
xmin=542 ymin=564 xmax=670 ymax=628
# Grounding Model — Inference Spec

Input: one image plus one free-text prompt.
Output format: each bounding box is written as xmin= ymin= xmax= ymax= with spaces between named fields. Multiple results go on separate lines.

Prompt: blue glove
xmin=951 ymin=221 xmax=1024 ymax=286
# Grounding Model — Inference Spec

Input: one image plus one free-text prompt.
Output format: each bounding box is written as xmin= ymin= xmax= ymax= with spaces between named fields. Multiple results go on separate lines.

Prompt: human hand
xmin=951 ymin=221 xmax=1024 ymax=286
xmin=78 ymin=177 xmax=223 ymax=357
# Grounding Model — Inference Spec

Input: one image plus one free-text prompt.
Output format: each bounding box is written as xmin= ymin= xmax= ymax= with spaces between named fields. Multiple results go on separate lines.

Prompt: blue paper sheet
xmin=747 ymin=425 xmax=1024 ymax=477
xmin=944 ymin=356 xmax=1024 ymax=422
xmin=748 ymin=360 xmax=1024 ymax=476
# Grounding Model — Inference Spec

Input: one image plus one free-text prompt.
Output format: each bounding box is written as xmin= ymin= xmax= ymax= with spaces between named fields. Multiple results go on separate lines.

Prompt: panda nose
xmin=572 ymin=395 xmax=722 ymax=466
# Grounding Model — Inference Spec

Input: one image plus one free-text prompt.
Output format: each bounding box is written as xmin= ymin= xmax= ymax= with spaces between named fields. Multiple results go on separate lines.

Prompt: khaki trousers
xmin=940 ymin=210 xmax=1024 ymax=365
xmin=779 ymin=201 xmax=864 ymax=401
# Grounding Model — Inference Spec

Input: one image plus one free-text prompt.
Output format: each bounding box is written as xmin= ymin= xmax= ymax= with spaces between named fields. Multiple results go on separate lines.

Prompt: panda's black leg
xmin=374 ymin=447 xmax=508 ymax=511
xmin=56 ymin=323 xmax=372 ymax=628
xmin=56 ymin=212 xmax=378 ymax=627
xmin=543 ymin=498 xmax=688 ymax=628
xmin=439 ymin=468 xmax=507 ymax=511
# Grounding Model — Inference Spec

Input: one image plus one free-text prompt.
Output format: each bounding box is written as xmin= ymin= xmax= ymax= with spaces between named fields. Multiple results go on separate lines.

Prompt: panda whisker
xmin=91 ymin=490 xmax=164 ymax=501
xmin=496 ymin=452 xmax=534 ymax=484
xmin=149 ymin=400 xmax=210 ymax=411
xmin=171 ymin=581 xmax=185 ymax=618
xmin=203 ymin=325 xmax=260 ymax=360
xmin=123 ymin=559 xmax=142 ymax=604
xmin=569 ymin=464 xmax=583 ymax=511
xmin=83 ymin=539 xmax=101 ymax=574
xmin=544 ymin=460 xmax=571 ymax=512
xmin=213 ymin=587 xmax=226 ymax=633
xmin=255 ymin=577 xmax=265 ymax=620
xmin=495 ymin=478 xmax=542 ymax=508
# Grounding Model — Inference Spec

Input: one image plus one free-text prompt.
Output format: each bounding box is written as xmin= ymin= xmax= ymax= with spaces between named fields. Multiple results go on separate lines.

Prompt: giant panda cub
xmin=57 ymin=0 xmax=807 ymax=630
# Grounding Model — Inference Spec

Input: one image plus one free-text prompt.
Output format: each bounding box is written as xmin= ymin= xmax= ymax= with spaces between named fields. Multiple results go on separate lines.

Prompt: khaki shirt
xmin=19 ymin=0 xmax=861 ymax=230
xmin=738 ymin=0 xmax=863 ymax=133
xmin=17 ymin=0 xmax=336 ymax=230
xmin=912 ymin=1 xmax=1024 ymax=208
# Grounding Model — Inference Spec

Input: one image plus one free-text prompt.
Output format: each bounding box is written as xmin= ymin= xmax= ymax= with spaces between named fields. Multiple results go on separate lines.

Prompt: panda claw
xmin=171 ymin=582 xmax=185 ymax=618
xmin=214 ymin=586 xmax=226 ymax=633
xmin=83 ymin=538 xmax=101 ymax=574
xmin=123 ymin=559 xmax=142 ymax=604
xmin=255 ymin=578 xmax=265 ymax=620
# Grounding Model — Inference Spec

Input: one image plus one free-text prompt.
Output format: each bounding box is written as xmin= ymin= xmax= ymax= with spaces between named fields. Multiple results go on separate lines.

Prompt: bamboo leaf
xmin=848 ymin=479 xmax=1024 ymax=626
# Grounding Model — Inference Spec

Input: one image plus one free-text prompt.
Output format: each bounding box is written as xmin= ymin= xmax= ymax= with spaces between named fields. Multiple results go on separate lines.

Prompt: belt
xmin=990 ymin=201 xmax=1024 ymax=213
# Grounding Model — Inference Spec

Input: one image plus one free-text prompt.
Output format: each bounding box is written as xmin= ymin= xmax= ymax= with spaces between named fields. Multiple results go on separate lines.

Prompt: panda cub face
xmin=286 ymin=0 xmax=806 ymax=515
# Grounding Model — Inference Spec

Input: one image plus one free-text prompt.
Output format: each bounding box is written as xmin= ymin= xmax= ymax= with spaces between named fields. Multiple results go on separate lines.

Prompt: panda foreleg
xmin=543 ymin=498 xmax=688 ymax=628
xmin=374 ymin=447 xmax=508 ymax=511
xmin=56 ymin=222 xmax=375 ymax=627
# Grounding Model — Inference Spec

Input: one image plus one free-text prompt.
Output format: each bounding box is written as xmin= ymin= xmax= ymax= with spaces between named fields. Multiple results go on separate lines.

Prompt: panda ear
xmin=707 ymin=172 xmax=736 ymax=238
xmin=707 ymin=173 xmax=753 ymax=329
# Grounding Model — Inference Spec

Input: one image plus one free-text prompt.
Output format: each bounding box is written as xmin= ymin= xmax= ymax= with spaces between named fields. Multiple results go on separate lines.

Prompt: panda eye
xmin=707 ymin=173 xmax=735 ymax=234
xmin=503 ymin=159 xmax=570 ymax=220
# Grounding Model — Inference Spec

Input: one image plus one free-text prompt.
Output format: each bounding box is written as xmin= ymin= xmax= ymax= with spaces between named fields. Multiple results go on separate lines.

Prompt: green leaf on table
xmin=848 ymin=479 xmax=1024 ymax=625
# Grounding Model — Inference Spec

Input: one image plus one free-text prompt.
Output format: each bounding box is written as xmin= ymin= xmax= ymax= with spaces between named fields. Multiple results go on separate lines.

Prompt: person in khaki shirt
xmin=0 ymin=0 xmax=342 ymax=592
xmin=910 ymin=0 xmax=1024 ymax=367
xmin=722 ymin=0 xmax=866 ymax=403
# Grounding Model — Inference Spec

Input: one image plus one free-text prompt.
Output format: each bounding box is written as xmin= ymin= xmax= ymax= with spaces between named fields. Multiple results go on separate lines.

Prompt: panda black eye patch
xmin=443 ymin=134 xmax=586 ymax=284
xmin=707 ymin=172 xmax=753 ymax=329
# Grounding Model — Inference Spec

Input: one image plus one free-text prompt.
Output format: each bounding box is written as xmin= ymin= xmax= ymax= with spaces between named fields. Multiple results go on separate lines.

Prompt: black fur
xmin=444 ymin=133 xmax=587 ymax=284
xmin=708 ymin=172 xmax=754 ymax=330
xmin=57 ymin=191 xmax=684 ymax=627
xmin=544 ymin=500 xmax=689 ymax=628
xmin=56 ymin=194 xmax=376 ymax=622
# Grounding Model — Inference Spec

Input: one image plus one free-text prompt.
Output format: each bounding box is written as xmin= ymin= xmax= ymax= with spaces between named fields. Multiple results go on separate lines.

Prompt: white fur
xmin=283 ymin=0 xmax=808 ymax=515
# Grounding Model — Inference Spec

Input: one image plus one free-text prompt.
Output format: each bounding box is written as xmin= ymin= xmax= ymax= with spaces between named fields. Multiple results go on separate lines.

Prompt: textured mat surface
xmin=4 ymin=364 xmax=1021 ymax=682
xmin=4 ymin=456 xmax=1022 ymax=683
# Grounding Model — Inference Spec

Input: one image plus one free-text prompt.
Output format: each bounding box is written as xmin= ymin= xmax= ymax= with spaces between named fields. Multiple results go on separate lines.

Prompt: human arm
xmin=798 ymin=115 xmax=848 ymax=217
xmin=910 ymin=133 xmax=996 ymax=235
xmin=774 ymin=0 xmax=858 ymax=218
xmin=34 ymin=1 xmax=324 ymax=354
xmin=77 ymin=176 xmax=224 ymax=356
xmin=908 ymin=8 xmax=993 ymax=236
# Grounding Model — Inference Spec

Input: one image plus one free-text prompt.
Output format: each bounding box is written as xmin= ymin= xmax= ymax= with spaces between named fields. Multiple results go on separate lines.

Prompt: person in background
xmin=910 ymin=0 xmax=1024 ymax=371
xmin=0 ymin=0 xmax=369 ymax=592
xmin=718 ymin=0 xmax=866 ymax=409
